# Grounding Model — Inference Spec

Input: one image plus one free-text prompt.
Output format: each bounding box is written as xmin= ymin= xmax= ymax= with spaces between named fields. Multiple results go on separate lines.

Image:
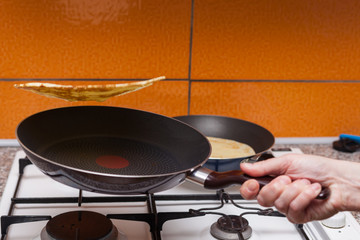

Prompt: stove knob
xmin=321 ymin=212 xmax=346 ymax=228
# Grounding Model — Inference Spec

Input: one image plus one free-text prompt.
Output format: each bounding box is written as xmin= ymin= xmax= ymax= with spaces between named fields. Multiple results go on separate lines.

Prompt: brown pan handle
xmin=203 ymin=170 xmax=330 ymax=200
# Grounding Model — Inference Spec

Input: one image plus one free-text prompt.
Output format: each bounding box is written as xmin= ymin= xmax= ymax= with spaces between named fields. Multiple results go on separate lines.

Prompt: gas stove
xmin=1 ymin=149 xmax=360 ymax=240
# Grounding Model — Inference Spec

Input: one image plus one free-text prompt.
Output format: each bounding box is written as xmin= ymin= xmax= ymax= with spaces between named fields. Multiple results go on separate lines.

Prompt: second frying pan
xmin=174 ymin=115 xmax=274 ymax=171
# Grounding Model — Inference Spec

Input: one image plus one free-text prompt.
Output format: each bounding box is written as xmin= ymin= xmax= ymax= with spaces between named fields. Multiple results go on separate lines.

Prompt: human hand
xmin=239 ymin=153 xmax=360 ymax=223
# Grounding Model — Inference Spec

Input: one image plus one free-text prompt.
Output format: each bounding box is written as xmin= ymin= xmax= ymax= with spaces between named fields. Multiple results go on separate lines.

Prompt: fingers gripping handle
xmin=203 ymin=170 xmax=330 ymax=200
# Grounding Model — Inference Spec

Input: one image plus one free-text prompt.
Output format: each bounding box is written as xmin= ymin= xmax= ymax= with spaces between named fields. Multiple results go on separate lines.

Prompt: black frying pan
xmin=16 ymin=106 xmax=329 ymax=199
xmin=174 ymin=115 xmax=274 ymax=172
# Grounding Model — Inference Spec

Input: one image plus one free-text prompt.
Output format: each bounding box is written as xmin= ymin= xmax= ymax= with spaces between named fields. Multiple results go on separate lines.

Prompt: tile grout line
xmin=189 ymin=79 xmax=360 ymax=83
xmin=1 ymin=79 xmax=360 ymax=83
xmin=187 ymin=0 xmax=195 ymax=116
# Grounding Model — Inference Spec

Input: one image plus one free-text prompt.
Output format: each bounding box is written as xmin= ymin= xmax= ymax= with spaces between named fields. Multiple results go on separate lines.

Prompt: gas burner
xmin=39 ymin=211 xmax=121 ymax=240
xmin=210 ymin=215 xmax=252 ymax=240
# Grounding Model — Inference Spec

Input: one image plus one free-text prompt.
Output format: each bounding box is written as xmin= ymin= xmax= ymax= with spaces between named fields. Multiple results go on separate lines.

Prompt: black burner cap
xmin=46 ymin=211 xmax=113 ymax=240
xmin=217 ymin=215 xmax=249 ymax=233
xmin=211 ymin=215 xmax=252 ymax=240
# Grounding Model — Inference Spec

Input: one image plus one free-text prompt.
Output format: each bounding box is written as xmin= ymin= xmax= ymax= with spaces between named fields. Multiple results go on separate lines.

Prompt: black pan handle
xmin=203 ymin=170 xmax=330 ymax=200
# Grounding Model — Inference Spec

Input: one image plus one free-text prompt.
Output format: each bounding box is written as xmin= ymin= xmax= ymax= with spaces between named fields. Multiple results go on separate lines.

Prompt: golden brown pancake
xmin=207 ymin=136 xmax=255 ymax=159
xmin=14 ymin=76 xmax=165 ymax=102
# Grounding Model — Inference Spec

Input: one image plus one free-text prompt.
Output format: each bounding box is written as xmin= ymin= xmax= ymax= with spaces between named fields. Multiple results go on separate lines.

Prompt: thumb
xmin=240 ymin=157 xmax=290 ymax=177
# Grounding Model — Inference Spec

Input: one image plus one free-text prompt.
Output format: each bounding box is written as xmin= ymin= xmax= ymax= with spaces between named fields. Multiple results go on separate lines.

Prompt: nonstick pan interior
xmin=37 ymin=136 xmax=182 ymax=175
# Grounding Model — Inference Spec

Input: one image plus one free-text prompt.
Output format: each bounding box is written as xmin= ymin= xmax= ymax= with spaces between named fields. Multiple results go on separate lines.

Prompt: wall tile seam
xmin=189 ymin=80 xmax=360 ymax=83
xmin=0 ymin=79 xmax=186 ymax=82
xmin=2 ymin=79 xmax=360 ymax=83
xmin=186 ymin=0 xmax=196 ymax=115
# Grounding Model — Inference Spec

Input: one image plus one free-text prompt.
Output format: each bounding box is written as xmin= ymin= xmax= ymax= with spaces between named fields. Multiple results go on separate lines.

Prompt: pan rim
xmin=15 ymin=106 xmax=212 ymax=178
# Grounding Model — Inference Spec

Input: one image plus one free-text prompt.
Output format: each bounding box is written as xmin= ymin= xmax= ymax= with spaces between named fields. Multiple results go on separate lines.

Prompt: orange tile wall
xmin=1 ymin=0 xmax=360 ymax=139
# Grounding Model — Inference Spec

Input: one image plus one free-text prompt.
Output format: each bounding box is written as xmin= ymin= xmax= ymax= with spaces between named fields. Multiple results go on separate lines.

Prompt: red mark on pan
xmin=96 ymin=155 xmax=129 ymax=169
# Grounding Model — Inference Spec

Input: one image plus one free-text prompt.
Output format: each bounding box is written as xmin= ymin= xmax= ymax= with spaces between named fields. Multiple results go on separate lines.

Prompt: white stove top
xmin=1 ymin=150 xmax=360 ymax=240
